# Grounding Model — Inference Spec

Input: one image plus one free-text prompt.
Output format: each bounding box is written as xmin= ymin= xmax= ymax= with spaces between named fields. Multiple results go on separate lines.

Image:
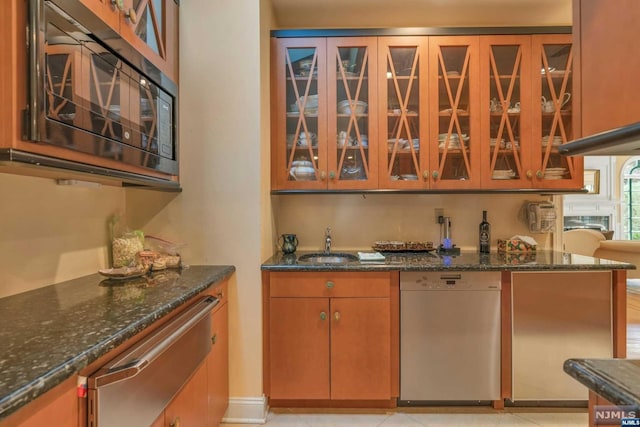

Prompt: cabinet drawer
xmin=269 ymin=272 xmax=391 ymax=298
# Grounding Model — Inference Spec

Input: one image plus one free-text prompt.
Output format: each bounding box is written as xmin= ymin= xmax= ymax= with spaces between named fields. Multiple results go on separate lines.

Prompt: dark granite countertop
xmin=0 ymin=265 xmax=235 ymax=421
xmin=261 ymin=250 xmax=634 ymax=272
xmin=564 ymin=359 xmax=640 ymax=406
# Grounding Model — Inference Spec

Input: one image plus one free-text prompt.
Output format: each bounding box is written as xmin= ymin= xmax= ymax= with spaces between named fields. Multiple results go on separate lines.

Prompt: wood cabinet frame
xmin=262 ymin=270 xmax=399 ymax=408
xmin=271 ymin=32 xmax=583 ymax=193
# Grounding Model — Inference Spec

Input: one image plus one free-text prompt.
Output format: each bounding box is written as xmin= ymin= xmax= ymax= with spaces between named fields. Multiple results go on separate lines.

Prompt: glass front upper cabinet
xmin=273 ymin=38 xmax=327 ymax=190
xmin=532 ymin=34 xmax=581 ymax=188
xmin=480 ymin=36 xmax=532 ymax=188
xmin=327 ymin=38 xmax=378 ymax=190
xmin=428 ymin=37 xmax=480 ymax=189
xmin=378 ymin=37 xmax=428 ymax=188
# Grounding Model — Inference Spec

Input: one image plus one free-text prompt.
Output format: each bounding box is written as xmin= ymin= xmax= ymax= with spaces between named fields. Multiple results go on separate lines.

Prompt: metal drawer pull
xmin=92 ymin=296 xmax=218 ymax=387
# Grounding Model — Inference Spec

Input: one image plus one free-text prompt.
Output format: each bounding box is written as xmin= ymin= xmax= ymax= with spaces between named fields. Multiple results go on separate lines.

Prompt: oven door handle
xmin=92 ymin=296 xmax=218 ymax=388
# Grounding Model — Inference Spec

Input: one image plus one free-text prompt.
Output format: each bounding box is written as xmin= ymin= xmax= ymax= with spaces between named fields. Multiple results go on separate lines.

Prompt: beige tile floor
xmin=225 ymin=287 xmax=640 ymax=426
xmin=222 ymin=408 xmax=588 ymax=426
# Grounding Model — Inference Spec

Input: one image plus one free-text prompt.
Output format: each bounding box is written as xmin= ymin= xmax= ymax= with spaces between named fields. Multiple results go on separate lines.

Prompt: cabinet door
xmin=78 ymin=0 xmax=120 ymax=32
xmin=330 ymin=297 xmax=391 ymax=400
xmin=164 ymin=360 xmax=208 ymax=427
xmin=119 ymin=0 xmax=179 ymax=83
xmin=208 ymin=302 xmax=229 ymax=427
xmin=378 ymin=37 xmax=429 ymax=189
xmin=327 ymin=37 xmax=378 ymax=189
xmin=272 ymin=38 xmax=328 ymax=190
xmin=531 ymin=34 xmax=582 ymax=189
xmin=575 ymin=0 xmax=640 ymax=136
xmin=428 ymin=36 xmax=481 ymax=189
xmin=480 ymin=36 xmax=533 ymax=188
xmin=269 ymin=297 xmax=330 ymax=399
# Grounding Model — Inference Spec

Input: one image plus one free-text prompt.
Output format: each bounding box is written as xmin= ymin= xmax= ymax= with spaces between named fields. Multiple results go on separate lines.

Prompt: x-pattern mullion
xmin=285 ymin=49 xmax=318 ymax=175
xmin=540 ymin=46 xmax=574 ymax=175
xmin=90 ymin=57 xmax=119 ymax=139
xmin=46 ymin=55 xmax=73 ymax=117
xmin=386 ymin=48 xmax=420 ymax=176
xmin=336 ymin=48 xmax=369 ymax=179
xmin=488 ymin=47 xmax=523 ymax=178
xmin=438 ymin=48 xmax=471 ymax=178
xmin=133 ymin=0 xmax=166 ymax=59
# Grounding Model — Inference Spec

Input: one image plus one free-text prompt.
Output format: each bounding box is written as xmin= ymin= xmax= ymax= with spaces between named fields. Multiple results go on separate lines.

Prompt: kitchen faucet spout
xmin=324 ymin=227 xmax=332 ymax=253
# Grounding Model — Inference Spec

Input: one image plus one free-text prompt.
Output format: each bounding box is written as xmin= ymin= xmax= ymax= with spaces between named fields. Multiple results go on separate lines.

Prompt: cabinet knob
xmin=422 ymin=170 xmax=429 ymax=180
xmin=334 ymin=311 xmax=341 ymax=321
xmin=211 ymin=333 xmax=217 ymax=345
xmin=329 ymin=171 xmax=336 ymax=180
xmin=320 ymin=171 xmax=326 ymax=180
xmin=526 ymin=170 xmax=533 ymax=179
xmin=432 ymin=170 xmax=439 ymax=180
xmin=111 ymin=0 xmax=124 ymax=10
xmin=320 ymin=311 xmax=327 ymax=321
xmin=536 ymin=170 xmax=544 ymax=179
xmin=169 ymin=417 xmax=180 ymax=427
xmin=125 ymin=8 xmax=137 ymax=24
xmin=326 ymin=280 xmax=335 ymax=289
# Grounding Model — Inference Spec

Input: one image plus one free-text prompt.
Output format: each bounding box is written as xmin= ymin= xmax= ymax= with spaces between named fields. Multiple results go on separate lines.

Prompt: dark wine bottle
xmin=479 ymin=210 xmax=491 ymax=254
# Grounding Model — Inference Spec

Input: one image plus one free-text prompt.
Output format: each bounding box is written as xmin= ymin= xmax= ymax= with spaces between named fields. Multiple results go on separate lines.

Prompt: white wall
xmin=273 ymin=193 xmax=552 ymax=252
xmin=126 ymin=0 xmax=266 ymax=402
xmin=0 ymin=173 xmax=124 ymax=298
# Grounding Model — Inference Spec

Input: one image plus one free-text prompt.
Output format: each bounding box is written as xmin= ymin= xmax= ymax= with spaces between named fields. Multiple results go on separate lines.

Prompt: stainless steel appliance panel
xmin=400 ymin=272 xmax=501 ymax=402
xmin=26 ymin=0 xmax=178 ymax=175
xmin=88 ymin=296 xmax=217 ymax=427
xmin=511 ymin=271 xmax=612 ymax=401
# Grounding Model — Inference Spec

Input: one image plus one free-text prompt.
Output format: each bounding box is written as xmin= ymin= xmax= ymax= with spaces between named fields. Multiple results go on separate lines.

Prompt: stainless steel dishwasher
xmin=400 ymin=271 xmax=501 ymax=404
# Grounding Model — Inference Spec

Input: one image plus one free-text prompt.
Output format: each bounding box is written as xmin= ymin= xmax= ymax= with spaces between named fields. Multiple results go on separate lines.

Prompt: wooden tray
xmin=371 ymin=245 xmax=436 ymax=253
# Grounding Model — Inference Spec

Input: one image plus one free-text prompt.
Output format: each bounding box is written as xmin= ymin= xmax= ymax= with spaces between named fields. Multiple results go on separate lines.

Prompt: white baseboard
xmin=222 ymin=396 xmax=268 ymax=424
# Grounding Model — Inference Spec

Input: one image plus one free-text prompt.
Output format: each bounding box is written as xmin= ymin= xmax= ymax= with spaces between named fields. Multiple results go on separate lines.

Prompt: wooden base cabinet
xmin=264 ymin=271 xmax=399 ymax=406
xmin=163 ymin=361 xmax=209 ymax=427
xmin=208 ymin=294 xmax=230 ymax=426
xmin=149 ymin=280 xmax=229 ymax=427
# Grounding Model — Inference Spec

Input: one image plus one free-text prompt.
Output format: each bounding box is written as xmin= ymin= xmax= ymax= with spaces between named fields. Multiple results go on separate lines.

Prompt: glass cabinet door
xmin=532 ymin=34 xmax=582 ymax=188
xmin=480 ymin=36 xmax=532 ymax=188
xmin=327 ymin=38 xmax=377 ymax=190
xmin=273 ymin=38 xmax=327 ymax=190
xmin=378 ymin=37 xmax=428 ymax=189
xmin=119 ymin=0 xmax=179 ymax=82
xmin=429 ymin=37 xmax=480 ymax=189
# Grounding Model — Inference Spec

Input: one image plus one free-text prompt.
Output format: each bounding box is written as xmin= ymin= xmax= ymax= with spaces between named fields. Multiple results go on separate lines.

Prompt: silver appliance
xmin=400 ymin=271 xmax=501 ymax=404
xmin=24 ymin=0 xmax=178 ymax=176
xmin=87 ymin=296 xmax=218 ymax=427
xmin=511 ymin=271 xmax=612 ymax=402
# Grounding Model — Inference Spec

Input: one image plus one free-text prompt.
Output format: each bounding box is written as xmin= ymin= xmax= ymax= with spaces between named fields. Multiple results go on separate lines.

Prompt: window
xmin=622 ymin=158 xmax=640 ymax=240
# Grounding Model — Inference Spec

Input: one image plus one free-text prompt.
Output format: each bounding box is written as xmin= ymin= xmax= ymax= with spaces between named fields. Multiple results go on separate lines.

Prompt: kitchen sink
xmin=297 ymin=252 xmax=358 ymax=264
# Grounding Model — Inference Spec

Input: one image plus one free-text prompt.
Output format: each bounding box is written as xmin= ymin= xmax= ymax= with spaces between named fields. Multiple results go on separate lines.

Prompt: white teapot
xmin=289 ymin=160 xmax=316 ymax=180
xmin=541 ymin=93 xmax=571 ymax=113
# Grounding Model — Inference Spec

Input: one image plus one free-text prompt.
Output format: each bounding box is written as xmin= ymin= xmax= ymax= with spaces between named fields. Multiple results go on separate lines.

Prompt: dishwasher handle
xmin=92 ymin=296 xmax=218 ymax=388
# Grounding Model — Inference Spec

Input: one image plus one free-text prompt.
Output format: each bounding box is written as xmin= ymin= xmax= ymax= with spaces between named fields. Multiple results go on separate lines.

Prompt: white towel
xmin=358 ymin=252 xmax=386 ymax=261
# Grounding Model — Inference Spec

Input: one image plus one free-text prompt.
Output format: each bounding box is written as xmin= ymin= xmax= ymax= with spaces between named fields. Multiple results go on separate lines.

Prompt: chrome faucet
xmin=324 ymin=227 xmax=332 ymax=253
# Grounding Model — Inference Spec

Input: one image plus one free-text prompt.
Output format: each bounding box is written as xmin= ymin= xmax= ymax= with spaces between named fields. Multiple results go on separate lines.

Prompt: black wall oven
xmin=26 ymin=0 xmax=178 ymax=176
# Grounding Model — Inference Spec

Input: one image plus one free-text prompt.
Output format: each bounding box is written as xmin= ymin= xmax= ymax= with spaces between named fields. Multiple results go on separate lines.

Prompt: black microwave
xmin=24 ymin=0 xmax=178 ymax=176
